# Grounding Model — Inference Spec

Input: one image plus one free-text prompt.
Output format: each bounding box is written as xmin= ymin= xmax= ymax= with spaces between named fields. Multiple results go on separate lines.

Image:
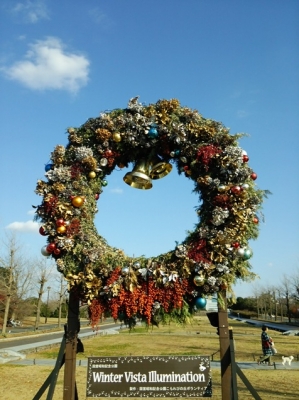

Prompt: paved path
xmin=1 ymin=318 xmax=298 ymax=369
xmin=8 ymin=357 xmax=299 ymax=371
xmin=0 ymin=321 xmax=121 ymax=364
xmin=0 ymin=322 xmax=120 ymax=352
xmin=229 ymin=315 xmax=299 ymax=333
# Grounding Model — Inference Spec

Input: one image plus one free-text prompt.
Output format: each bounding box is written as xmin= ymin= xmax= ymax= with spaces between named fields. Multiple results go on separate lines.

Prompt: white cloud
xmin=237 ymin=110 xmax=249 ymax=118
xmin=89 ymin=7 xmax=106 ymax=24
xmin=230 ymin=91 xmax=242 ymax=99
xmin=88 ymin=7 xmax=112 ymax=28
xmin=11 ymin=0 xmax=50 ymax=23
xmin=110 ymin=188 xmax=123 ymax=194
xmin=2 ymin=37 xmax=90 ymax=93
xmin=6 ymin=220 xmax=39 ymax=233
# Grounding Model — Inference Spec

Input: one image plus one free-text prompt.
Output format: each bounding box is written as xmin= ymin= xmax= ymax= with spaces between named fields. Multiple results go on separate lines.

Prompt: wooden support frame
xmin=217 ymin=290 xmax=231 ymax=399
xmin=63 ymin=289 xmax=80 ymax=400
xmin=32 ymin=335 xmax=66 ymax=400
xmin=230 ymin=329 xmax=262 ymax=400
xmin=34 ymin=288 xmax=263 ymax=399
xmin=217 ymin=291 xmax=263 ymax=400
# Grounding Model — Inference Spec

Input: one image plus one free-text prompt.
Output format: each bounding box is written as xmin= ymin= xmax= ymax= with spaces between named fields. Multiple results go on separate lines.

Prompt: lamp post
xmin=45 ymin=286 xmax=51 ymax=324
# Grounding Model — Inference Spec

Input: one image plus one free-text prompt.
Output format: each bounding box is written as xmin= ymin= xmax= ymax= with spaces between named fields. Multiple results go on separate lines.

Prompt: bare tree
xmin=279 ymin=275 xmax=293 ymax=323
xmin=0 ymin=234 xmax=33 ymax=335
xmin=291 ymin=267 xmax=299 ymax=302
xmin=251 ymin=284 xmax=264 ymax=319
xmin=57 ymin=273 xmax=68 ymax=328
xmin=33 ymin=258 xmax=55 ymax=330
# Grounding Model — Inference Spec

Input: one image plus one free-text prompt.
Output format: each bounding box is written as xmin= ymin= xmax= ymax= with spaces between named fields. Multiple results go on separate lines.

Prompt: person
xmin=257 ymin=325 xmax=274 ymax=365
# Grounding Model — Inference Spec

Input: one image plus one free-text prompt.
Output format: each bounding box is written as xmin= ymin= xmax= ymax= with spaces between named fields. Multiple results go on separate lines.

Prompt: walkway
xmin=0 ymin=322 xmax=120 ymax=364
xmin=1 ymin=318 xmax=298 ymax=370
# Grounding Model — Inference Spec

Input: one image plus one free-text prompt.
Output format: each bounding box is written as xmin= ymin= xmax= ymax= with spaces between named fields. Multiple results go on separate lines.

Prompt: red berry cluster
xmin=95 ymin=278 xmax=190 ymax=325
xmin=88 ymin=298 xmax=105 ymax=327
xmin=196 ymin=145 xmax=222 ymax=170
xmin=187 ymin=239 xmax=210 ymax=263
xmin=43 ymin=196 xmax=58 ymax=216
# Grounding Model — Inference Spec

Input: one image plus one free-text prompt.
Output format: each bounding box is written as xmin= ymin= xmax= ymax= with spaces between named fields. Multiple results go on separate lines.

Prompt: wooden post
xmin=218 ymin=290 xmax=231 ymax=400
xmin=63 ymin=289 xmax=80 ymax=400
xmin=229 ymin=328 xmax=238 ymax=400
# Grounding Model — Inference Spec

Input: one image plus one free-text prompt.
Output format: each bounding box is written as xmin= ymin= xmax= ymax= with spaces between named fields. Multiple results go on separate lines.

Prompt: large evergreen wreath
xmin=34 ymin=98 xmax=267 ymax=325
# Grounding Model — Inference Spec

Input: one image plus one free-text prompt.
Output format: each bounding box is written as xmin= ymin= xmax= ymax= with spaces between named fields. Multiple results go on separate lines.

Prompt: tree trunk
xmin=2 ymin=293 xmax=11 ymax=335
xmin=1 ymin=250 xmax=15 ymax=335
xmin=34 ymin=280 xmax=45 ymax=330
xmin=286 ymin=292 xmax=291 ymax=323
xmin=58 ymin=274 xmax=64 ymax=328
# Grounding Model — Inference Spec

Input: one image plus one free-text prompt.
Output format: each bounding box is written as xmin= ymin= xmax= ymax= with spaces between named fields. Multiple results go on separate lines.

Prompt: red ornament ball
xmin=46 ymin=243 xmax=56 ymax=253
xmin=232 ymin=242 xmax=240 ymax=248
xmin=243 ymin=155 xmax=249 ymax=162
xmin=56 ymin=218 xmax=65 ymax=227
xmin=39 ymin=226 xmax=47 ymax=236
xmin=95 ymin=193 xmax=100 ymax=200
xmin=251 ymin=172 xmax=257 ymax=180
xmin=253 ymin=217 xmax=259 ymax=224
xmin=231 ymin=185 xmax=241 ymax=194
xmin=105 ymin=149 xmax=113 ymax=157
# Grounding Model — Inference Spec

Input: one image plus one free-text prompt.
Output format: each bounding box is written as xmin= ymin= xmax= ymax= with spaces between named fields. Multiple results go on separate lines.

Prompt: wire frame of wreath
xmin=34 ymin=97 xmax=267 ymax=325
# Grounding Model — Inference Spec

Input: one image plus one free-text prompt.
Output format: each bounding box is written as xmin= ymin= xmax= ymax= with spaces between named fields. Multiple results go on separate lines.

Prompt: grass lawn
xmin=0 ymin=315 xmax=298 ymax=399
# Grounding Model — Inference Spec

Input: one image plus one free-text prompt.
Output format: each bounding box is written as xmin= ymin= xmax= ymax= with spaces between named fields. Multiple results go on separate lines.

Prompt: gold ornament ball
xmin=57 ymin=225 xmax=66 ymax=234
xmin=193 ymin=275 xmax=205 ymax=286
xmin=218 ymin=185 xmax=227 ymax=192
xmin=220 ymin=282 xmax=228 ymax=290
xmin=89 ymin=171 xmax=96 ymax=179
xmin=72 ymin=196 xmax=84 ymax=208
xmin=113 ymin=132 xmax=122 ymax=142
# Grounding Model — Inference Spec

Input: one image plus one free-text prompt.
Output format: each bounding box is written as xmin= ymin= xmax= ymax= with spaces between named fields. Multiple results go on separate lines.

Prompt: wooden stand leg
xmin=229 ymin=329 xmax=239 ymax=400
xmin=218 ymin=290 xmax=231 ymax=400
xmin=32 ymin=336 xmax=66 ymax=400
xmin=63 ymin=289 xmax=80 ymax=400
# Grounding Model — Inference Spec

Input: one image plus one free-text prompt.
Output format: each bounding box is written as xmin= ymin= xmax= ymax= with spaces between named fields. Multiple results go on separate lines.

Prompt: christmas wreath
xmin=34 ymin=97 xmax=267 ymax=326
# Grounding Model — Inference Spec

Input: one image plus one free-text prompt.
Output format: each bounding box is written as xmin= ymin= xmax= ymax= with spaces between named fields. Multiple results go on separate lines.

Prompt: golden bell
xmin=149 ymin=155 xmax=172 ymax=180
xmin=123 ymin=159 xmax=152 ymax=190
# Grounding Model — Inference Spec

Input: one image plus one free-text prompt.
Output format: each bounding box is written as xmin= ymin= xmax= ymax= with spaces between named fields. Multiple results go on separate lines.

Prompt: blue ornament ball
xmin=45 ymin=163 xmax=54 ymax=172
xmin=148 ymin=127 xmax=158 ymax=138
xmin=243 ymin=249 xmax=252 ymax=260
xmin=194 ymin=297 xmax=207 ymax=309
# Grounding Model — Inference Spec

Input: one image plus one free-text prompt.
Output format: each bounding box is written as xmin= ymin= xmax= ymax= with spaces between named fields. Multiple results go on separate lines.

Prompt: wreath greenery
xmin=34 ymin=97 xmax=268 ymax=326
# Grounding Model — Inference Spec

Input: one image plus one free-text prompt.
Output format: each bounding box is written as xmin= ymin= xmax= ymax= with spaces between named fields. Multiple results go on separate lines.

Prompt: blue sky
xmin=0 ymin=0 xmax=298 ymax=298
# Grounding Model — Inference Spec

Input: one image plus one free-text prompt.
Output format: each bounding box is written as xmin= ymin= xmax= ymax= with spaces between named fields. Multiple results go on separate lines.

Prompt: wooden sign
xmin=86 ymin=355 xmax=212 ymax=398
